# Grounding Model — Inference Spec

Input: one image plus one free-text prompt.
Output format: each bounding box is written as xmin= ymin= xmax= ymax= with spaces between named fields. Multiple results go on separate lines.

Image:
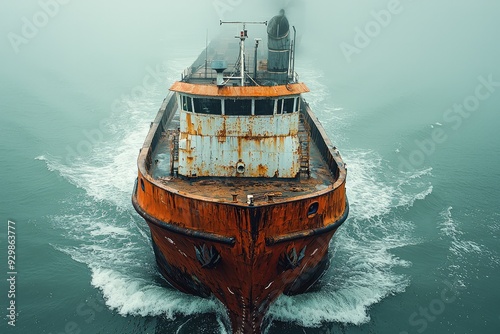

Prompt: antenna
xmin=205 ymin=29 xmax=208 ymax=78
xmin=220 ymin=20 xmax=267 ymax=86
xmin=254 ymin=38 xmax=262 ymax=80
xmin=291 ymin=26 xmax=296 ymax=81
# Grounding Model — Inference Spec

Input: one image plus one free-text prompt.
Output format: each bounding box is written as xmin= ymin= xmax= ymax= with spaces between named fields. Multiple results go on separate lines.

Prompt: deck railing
xmin=181 ymin=58 xmax=298 ymax=84
xmin=143 ymin=91 xmax=178 ymax=173
xmin=299 ymin=98 xmax=342 ymax=182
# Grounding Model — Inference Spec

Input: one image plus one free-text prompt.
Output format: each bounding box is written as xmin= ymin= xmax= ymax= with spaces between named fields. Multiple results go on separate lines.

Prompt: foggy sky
xmin=2 ymin=0 xmax=500 ymax=110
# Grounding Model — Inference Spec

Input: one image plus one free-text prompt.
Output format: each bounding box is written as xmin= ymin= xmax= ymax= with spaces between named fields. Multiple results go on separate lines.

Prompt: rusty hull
xmin=132 ymin=173 xmax=347 ymax=333
xmin=132 ymin=98 xmax=347 ymax=333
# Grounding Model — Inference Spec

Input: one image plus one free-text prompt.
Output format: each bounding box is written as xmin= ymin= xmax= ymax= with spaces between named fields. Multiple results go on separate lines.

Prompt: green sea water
xmin=1 ymin=1 xmax=499 ymax=333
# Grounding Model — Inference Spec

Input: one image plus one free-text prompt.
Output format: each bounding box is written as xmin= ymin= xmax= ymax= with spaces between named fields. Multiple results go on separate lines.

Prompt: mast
xmin=239 ymin=24 xmax=246 ymax=86
xmin=254 ymin=38 xmax=261 ymax=80
xmin=220 ymin=20 xmax=267 ymax=86
xmin=204 ymin=29 xmax=208 ymax=78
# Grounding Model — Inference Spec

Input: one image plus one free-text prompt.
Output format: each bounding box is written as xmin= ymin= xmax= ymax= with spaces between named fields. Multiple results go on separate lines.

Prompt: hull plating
xmin=132 ymin=28 xmax=348 ymax=332
xmin=132 ymin=180 xmax=348 ymax=333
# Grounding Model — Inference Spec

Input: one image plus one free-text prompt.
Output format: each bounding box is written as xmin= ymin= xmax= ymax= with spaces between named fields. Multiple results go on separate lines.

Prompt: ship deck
xmin=149 ymin=112 xmax=336 ymax=204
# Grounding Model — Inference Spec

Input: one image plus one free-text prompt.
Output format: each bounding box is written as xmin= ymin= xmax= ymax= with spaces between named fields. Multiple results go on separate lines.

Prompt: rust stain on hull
xmin=133 ymin=100 xmax=348 ymax=332
xmin=131 ymin=12 xmax=348 ymax=333
xmin=133 ymin=166 xmax=347 ymax=333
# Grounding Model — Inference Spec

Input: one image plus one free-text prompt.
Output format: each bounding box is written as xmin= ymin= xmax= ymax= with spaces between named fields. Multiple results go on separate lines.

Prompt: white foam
xmin=267 ymin=64 xmax=435 ymax=328
xmin=38 ymin=58 xmax=187 ymax=209
xmin=269 ymin=209 xmax=414 ymax=326
xmin=43 ymin=57 xmax=230 ymax=322
xmin=90 ymin=267 xmax=218 ymax=317
xmin=295 ymin=63 xmax=347 ymax=132
xmin=51 ymin=206 xmax=225 ymax=321
xmin=395 ymin=167 xmax=433 ymax=208
xmin=405 ymin=167 xmax=433 ymax=181
xmin=344 ymin=150 xmax=394 ymax=219
xmin=42 ymin=56 xmax=434 ymax=330
xmin=439 ymin=206 xmax=458 ymax=238
xmin=89 ymin=222 xmax=131 ymax=237
xmin=439 ymin=207 xmax=484 ymax=258
xmin=267 ymin=88 xmax=431 ymax=328
xmin=345 ymin=151 xmax=433 ymax=220
xmin=436 ymin=206 xmax=500 ymax=287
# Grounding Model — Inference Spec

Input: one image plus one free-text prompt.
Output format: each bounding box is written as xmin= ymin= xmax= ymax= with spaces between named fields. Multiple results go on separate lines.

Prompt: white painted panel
xmin=178 ymin=111 xmax=300 ymax=178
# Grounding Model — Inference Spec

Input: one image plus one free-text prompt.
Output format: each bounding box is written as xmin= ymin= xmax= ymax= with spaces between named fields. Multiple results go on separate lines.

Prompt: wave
xmin=437 ymin=206 xmax=500 ymax=286
xmin=439 ymin=206 xmax=485 ymax=259
xmin=41 ymin=58 xmax=229 ymax=322
xmin=268 ymin=148 xmax=431 ymax=327
xmin=90 ymin=268 xmax=218 ymax=317
xmin=39 ymin=57 xmax=436 ymax=331
xmin=264 ymin=67 xmax=434 ymax=326
xmin=37 ymin=58 xmax=186 ymax=209
xmin=296 ymin=63 xmax=351 ymax=141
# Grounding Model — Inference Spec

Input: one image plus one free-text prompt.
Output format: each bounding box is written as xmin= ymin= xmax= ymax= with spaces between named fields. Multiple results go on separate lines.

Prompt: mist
xmin=3 ymin=0 xmax=499 ymax=93
xmin=3 ymin=0 xmax=499 ymax=90
xmin=1 ymin=1 xmax=500 ymax=333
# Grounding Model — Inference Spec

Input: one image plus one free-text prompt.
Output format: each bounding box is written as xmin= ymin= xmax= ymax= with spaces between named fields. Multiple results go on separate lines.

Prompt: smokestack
xmin=267 ymin=10 xmax=290 ymax=83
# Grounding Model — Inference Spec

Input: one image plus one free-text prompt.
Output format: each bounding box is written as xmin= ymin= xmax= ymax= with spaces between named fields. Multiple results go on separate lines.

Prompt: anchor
xmin=279 ymin=246 xmax=306 ymax=270
xmin=195 ymin=244 xmax=221 ymax=269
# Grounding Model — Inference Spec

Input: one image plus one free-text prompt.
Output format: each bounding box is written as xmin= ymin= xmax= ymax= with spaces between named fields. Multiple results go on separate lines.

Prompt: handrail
xmin=141 ymin=91 xmax=178 ymax=173
xmin=299 ymin=98 xmax=345 ymax=183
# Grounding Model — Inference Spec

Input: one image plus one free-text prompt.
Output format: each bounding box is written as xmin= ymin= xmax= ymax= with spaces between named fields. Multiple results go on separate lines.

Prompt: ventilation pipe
xmin=267 ymin=10 xmax=290 ymax=83
xmin=211 ymin=60 xmax=227 ymax=87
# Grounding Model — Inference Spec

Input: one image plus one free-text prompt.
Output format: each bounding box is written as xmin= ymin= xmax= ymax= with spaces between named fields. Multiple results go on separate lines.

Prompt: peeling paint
xmin=178 ymin=110 xmax=301 ymax=178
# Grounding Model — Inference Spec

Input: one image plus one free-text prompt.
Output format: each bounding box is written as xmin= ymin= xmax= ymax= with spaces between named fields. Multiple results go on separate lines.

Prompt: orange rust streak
xmin=136 ymin=167 xmax=347 ymax=333
xmin=170 ymin=82 xmax=310 ymax=97
xmin=257 ymin=164 xmax=268 ymax=176
xmin=137 ymin=171 xmax=346 ymax=240
xmin=185 ymin=112 xmax=195 ymax=135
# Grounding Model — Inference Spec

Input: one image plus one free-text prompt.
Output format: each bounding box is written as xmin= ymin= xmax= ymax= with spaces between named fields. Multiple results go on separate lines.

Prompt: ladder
xmin=169 ymin=129 xmax=180 ymax=176
xmin=298 ymin=114 xmax=310 ymax=178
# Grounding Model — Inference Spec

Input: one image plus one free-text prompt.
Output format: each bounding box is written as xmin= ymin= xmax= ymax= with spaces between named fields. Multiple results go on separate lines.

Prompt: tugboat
xmin=132 ymin=10 xmax=348 ymax=334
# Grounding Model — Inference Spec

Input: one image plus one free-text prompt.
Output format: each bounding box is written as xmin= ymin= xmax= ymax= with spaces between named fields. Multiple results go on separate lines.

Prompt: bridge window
xmin=254 ymin=99 xmax=275 ymax=116
xmin=277 ymin=99 xmax=283 ymax=114
xmin=225 ymin=99 xmax=252 ymax=116
xmin=276 ymin=97 xmax=297 ymax=114
xmin=193 ymin=98 xmax=222 ymax=115
xmin=283 ymin=98 xmax=296 ymax=114
xmin=182 ymin=95 xmax=193 ymax=112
